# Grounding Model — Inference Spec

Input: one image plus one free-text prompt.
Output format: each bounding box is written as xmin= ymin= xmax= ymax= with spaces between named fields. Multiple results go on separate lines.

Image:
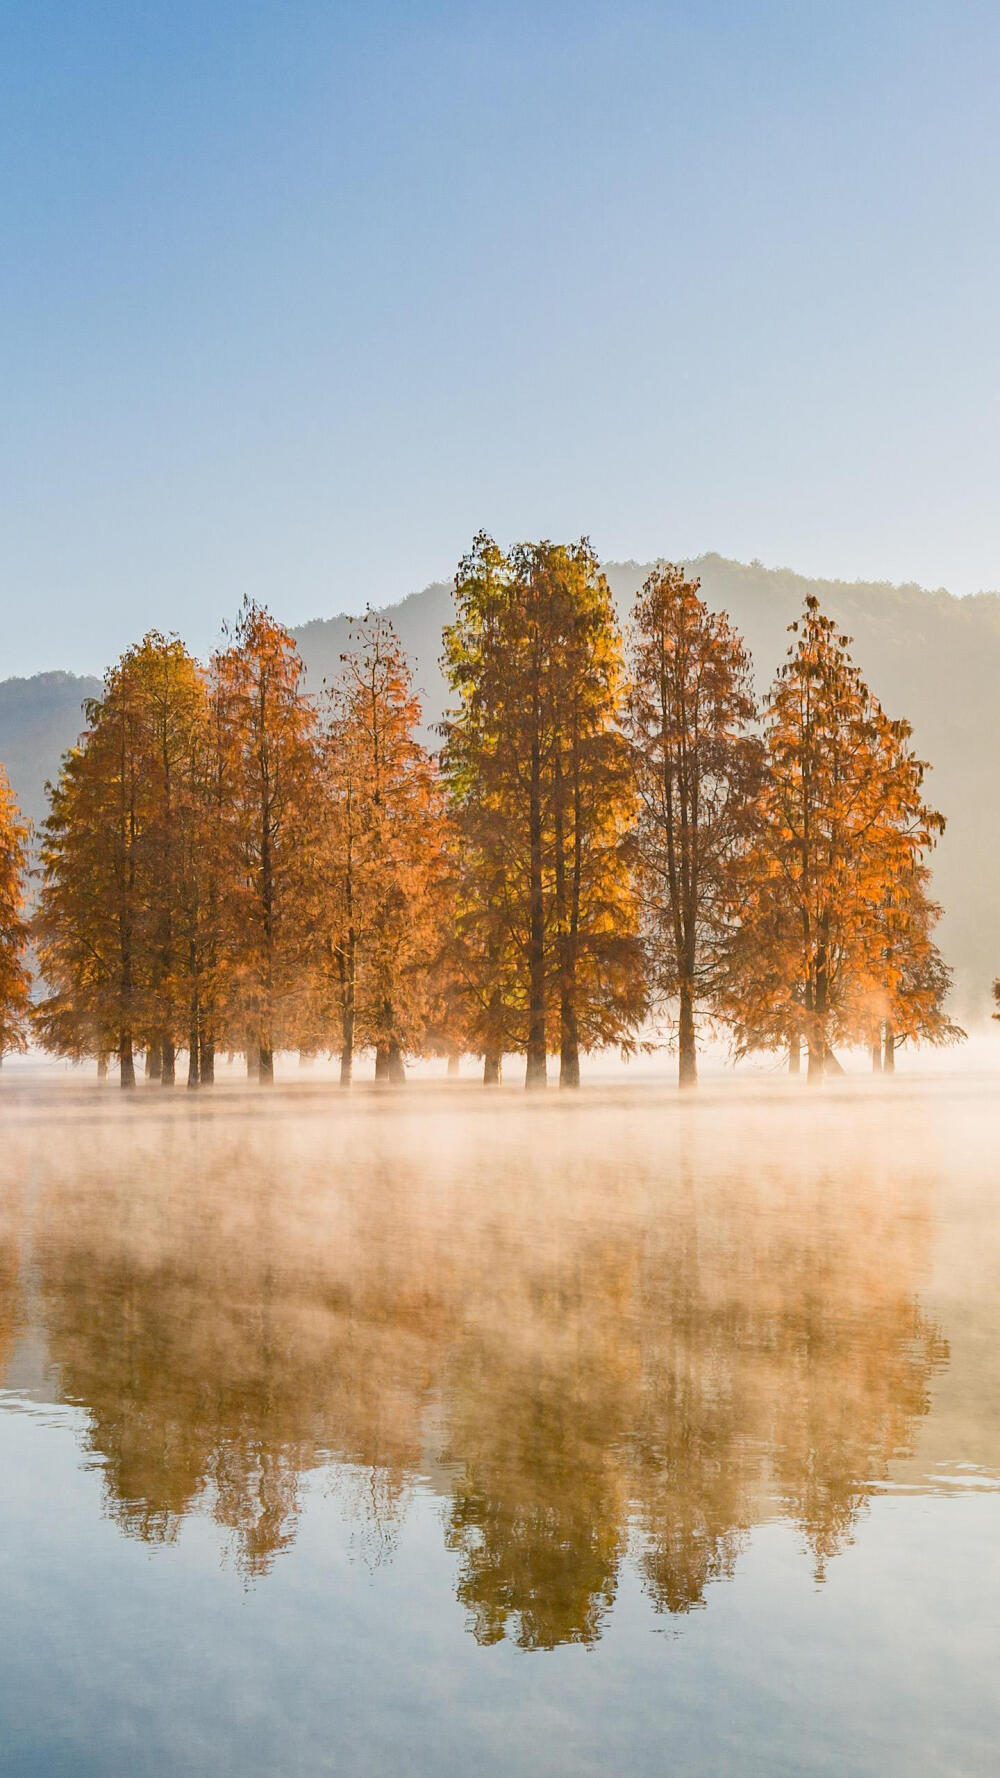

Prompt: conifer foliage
xmin=317 ymin=612 xmax=447 ymax=1085
xmin=627 ymin=565 xmax=762 ymax=1087
xmin=444 ymin=536 xmax=645 ymax=1088
xmin=0 ymin=767 xmax=31 ymax=1060
xmin=3 ymin=549 xmax=964 ymax=1089
xmin=724 ymin=598 xmax=958 ymax=1077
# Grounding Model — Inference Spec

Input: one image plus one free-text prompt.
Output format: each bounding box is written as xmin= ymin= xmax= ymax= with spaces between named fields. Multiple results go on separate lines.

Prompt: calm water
xmin=0 ymin=1073 xmax=998 ymax=1776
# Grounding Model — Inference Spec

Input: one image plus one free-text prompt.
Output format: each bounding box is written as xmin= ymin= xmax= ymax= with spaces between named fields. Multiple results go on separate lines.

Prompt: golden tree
xmin=35 ymin=636 xmax=215 ymax=1087
xmin=36 ymin=653 xmax=153 ymax=1083
xmin=0 ymin=766 xmax=31 ymax=1061
xmin=726 ymin=598 xmax=952 ymax=1078
xmin=444 ymin=535 xmax=644 ymax=1088
xmin=128 ymin=635 xmax=211 ymax=1086
xmin=210 ymin=602 xmax=322 ymax=1083
xmin=627 ymin=564 xmax=761 ymax=1087
xmin=319 ymin=612 xmax=446 ymax=1083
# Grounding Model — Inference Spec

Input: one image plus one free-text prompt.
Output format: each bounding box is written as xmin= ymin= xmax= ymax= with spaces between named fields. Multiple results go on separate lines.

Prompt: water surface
xmin=1 ymin=1075 xmax=997 ymax=1775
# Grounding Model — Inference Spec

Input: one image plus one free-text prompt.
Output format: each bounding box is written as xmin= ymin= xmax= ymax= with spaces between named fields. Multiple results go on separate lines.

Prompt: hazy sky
xmin=1 ymin=1 xmax=998 ymax=677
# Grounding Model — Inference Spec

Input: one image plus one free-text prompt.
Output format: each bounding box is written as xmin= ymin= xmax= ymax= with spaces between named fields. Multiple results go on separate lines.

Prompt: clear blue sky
xmin=1 ymin=1 xmax=997 ymax=677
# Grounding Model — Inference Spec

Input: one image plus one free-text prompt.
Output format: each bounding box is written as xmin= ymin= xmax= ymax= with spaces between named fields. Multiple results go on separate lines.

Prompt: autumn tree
xmin=444 ymin=535 xmax=644 ymax=1088
xmin=210 ymin=603 xmax=322 ymax=1084
xmin=861 ymin=847 xmax=961 ymax=1071
xmin=319 ymin=612 xmax=446 ymax=1084
xmin=128 ymin=635 xmax=212 ymax=1086
xmin=34 ymin=636 xmax=216 ymax=1087
xmin=725 ymin=598 xmax=951 ymax=1078
xmin=627 ymin=565 xmax=761 ymax=1087
xmin=36 ymin=651 xmax=154 ymax=1083
xmin=0 ymin=767 xmax=31 ymax=1062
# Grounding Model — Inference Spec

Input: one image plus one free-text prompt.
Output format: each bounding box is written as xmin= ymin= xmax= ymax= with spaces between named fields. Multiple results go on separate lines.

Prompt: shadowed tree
xmin=319 ymin=612 xmax=446 ymax=1084
xmin=35 ymin=649 xmax=153 ymax=1083
xmin=210 ymin=603 xmax=322 ymax=1083
xmin=627 ymin=564 xmax=761 ymax=1088
xmin=0 ymin=765 xmax=31 ymax=1063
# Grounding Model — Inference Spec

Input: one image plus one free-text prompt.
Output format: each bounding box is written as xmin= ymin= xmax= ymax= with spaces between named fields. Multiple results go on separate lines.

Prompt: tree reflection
xmin=9 ymin=1096 xmax=949 ymax=1634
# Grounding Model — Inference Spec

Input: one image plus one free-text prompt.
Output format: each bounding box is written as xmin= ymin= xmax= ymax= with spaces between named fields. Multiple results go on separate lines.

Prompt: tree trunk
xmin=258 ymin=1045 xmax=274 ymax=1085
xmin=119 ymin=1034 xmax=135 ymax=1090
xmin=161 ymin=1037 xmax=176 ymax=1087
xmin=187 ymin=1021 xmax=200 ymax=1089
xmin=483 ymin=1051 xmax=502 ymax=1087
xmin=678 ymin=981 xmax=697 ymax=1089
xmin=247 ymin=1048 xmax=259 ymax=1083
xmin=200 ymin=1037 xmax=215 ymax=1086
xmin=559 ymin=990 xmax=580 ymax=1089
xmin=823 ymin=1046 xmax=846 ymax=1076
xmin=375 ymin=1045 xmax=390 ymax=1082
xmin=388 ymin=1042 xmax=406 ymax=1085
xmin=525 ymin=1049 xmax=547 ymax=1089
xmin=97 ymin=1055 xmax=109 ymax=1082
xmin=559 ymin=1042 xmax=580 ymax=1089
xmin=340 ymin=940 xmax=355 ymax=1086
xmin=807 ymin=953 xmax=827 ymax=1084
xmin=883 ymin=1027 xmax=895 ymax=1073
xmin=807 ymin=1042 xmax=825 ymax=1083
xmin=526 ymin=725 xmax=547 ymax=1091
xmin=870 ymin=1039 xmax=883 ymax=1073
xmin=447 ymin=1052 xmax=460 ymax=1079
xmin=146 ymin=1041 xmax=162 ymax=1081
xmin=788 ymin=1032 xmax=801 ymax=1075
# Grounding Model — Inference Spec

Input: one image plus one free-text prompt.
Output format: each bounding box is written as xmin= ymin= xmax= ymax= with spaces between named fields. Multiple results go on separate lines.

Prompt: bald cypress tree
xmin=627 ymin=565 xmax=761 ymax=1088
xmin=444 ymin=535 xmax=644 ymax=1088
xmin=0 ymin=766 xmax=31 ymax=1064
xmin=210 ymin=602 xmax=322 ymax=1083
xmin=725 ymin=597 xmax=953 ymax=1077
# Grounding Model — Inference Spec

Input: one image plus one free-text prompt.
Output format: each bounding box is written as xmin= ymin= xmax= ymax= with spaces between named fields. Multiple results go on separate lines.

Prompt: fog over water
xmin=0 ymin=1070 xmax=998 ymax=1776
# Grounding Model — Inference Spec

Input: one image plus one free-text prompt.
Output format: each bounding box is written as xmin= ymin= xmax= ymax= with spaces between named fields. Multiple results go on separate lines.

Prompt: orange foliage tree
xmin=724 ymin=597 xmax=955 ymax=1078
xmin=627 ymin=565 xmax=761 ymax=1088
xmin=444 ymin=536 xmax=644 ymax=1088
xmin=0 ymin=765 xmax=31 ymax=1061
xmin=209 ymin=603 xmax=322 ymax=1083
xmin=318 ymin=612 xmax=447 ymax=1083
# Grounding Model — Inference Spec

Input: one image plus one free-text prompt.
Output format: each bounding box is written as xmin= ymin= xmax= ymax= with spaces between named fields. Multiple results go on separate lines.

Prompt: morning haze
xmin=2 ymin=1 xmax=998 ymax=1774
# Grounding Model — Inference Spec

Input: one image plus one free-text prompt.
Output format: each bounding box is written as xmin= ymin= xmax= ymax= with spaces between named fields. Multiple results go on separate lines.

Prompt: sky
xmin=1 ymin=0 xmax=998 ymax=678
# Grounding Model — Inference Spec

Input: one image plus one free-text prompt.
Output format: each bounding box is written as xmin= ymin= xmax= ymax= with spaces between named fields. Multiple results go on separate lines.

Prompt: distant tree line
xmin=0 ymin=538 xmax=964 ymax=1087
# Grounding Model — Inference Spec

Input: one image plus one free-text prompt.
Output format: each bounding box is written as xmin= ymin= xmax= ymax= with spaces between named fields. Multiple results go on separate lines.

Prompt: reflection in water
xmin=0 ymin=1086 xmax=957 ymax=1644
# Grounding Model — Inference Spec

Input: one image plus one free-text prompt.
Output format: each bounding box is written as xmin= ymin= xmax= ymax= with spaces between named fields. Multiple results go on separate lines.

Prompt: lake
xmin=0 ymin=1072 xmax=997 ymax=1776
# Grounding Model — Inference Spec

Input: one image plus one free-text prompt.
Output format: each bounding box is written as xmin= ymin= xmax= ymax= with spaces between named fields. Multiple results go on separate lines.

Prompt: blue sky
xmin=1 ymin=1 xmax=998 ymax=675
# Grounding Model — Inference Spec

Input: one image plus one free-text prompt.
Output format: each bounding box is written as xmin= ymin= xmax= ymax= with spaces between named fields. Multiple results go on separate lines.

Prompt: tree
xmin=862 ymin=853 xmax=962 ymax=1071
xmin=210 ymin=603 xmax=322 ymax=1083
xmin=444 ymin=535 xmax=644 ymax=1088
xmin=0 ymin=766 xmax=31 ymax=1062
xmin=627 ymin=565 xmax=761 ymax=1087
xmin=726 ymin=598 xmax=952 ymax=1078
xmin=128 ymin=635 xmax=211 ymax=1087
xmin=34 ymin=636 xmax=214 ymax=1087
xmin=36 ymin=651 xmax=151 ymax=1084
xmin=319 ymin=613 xmax=445 ymax=1084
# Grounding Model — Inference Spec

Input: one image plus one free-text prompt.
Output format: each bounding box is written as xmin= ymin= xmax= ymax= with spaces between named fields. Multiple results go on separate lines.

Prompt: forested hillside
xmin=0 ymin=672 xmax=101 ymax=832
xmin=3 ymin=556 xmax=997 ymax=1014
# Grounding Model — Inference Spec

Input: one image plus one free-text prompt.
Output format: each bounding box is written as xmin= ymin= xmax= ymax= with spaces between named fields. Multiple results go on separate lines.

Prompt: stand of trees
xmin=0 ymin=543 xmax=965 ymax=1087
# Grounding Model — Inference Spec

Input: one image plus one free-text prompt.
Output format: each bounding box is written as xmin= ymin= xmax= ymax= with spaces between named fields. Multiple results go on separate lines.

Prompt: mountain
xmin=3 ymin=556 xmax=997 ymax=1016
xmin=0 ymin=671 xmax=102 ymax=831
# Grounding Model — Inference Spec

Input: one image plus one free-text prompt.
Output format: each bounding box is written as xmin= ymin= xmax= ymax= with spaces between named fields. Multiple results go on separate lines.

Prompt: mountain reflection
xmin=0 ymin=1089 xmax=949 ymax=1644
